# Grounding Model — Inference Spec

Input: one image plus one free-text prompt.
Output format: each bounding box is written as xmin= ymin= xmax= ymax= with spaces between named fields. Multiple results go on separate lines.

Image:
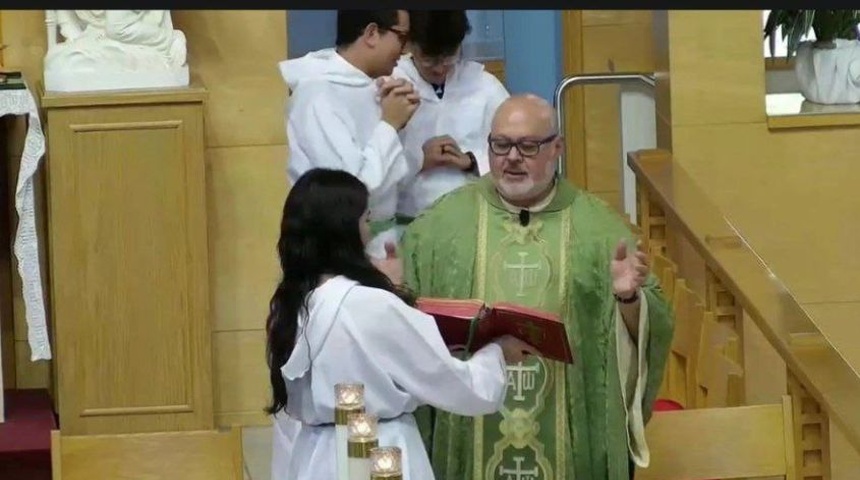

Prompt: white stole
xmin=615 ymin=292 xmax=651 ymax=468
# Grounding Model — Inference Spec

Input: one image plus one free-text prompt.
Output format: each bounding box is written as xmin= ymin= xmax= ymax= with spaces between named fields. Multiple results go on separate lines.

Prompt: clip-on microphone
xmin=519 ymin=209 xmax=530 ymax=227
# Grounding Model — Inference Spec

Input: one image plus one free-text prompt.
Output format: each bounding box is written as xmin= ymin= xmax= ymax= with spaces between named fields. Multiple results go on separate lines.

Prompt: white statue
xmin=44 ymin=10 xmax=189 ymax=92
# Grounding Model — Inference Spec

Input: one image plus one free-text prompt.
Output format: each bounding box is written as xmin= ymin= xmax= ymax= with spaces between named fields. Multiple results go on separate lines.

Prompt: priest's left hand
xmin=610 ymin=238 xmax=649 ymax=300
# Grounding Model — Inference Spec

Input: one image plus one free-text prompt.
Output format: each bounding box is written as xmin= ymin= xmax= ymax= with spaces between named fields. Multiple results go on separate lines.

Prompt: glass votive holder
xmin=335 ymin=382 xmax=365 ymax=409
xmin=347 ymin=412 xmax=378 ymax=442
xmin=370 ymin=446 xmax=402 ymax=479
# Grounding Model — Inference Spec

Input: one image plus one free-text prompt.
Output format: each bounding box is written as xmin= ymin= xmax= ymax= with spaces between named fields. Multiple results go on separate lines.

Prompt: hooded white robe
xmin=278 ymin=48 xmax=421 ymax=259
xmin=392 ymin=57 xmax=509 ymax=219
xmin=278 ymin=275 xmax=507 ymax=480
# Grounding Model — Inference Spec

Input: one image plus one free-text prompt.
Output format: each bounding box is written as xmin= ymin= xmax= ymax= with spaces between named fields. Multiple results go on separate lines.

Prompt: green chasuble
xmin=401 ymin=176 xmax=674 ymax=480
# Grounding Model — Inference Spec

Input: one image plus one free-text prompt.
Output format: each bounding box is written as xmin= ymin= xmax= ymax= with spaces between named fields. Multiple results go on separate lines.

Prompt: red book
xmin=416 ymin=298 xmax=575 ymax=364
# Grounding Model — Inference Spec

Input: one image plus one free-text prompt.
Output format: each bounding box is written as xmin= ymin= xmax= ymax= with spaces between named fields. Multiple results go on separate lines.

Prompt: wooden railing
xmin=630 ymin=148 xmax=860 ymax=480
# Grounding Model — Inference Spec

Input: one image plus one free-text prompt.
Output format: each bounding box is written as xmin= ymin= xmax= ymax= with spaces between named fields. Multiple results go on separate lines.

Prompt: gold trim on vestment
xmin=556 ymin=206 xmax=572 ymax=479
xmin=472 ymin=200 xmax=576 ymax=479
xmin=473 ymin=197 xmax=489 ymax=480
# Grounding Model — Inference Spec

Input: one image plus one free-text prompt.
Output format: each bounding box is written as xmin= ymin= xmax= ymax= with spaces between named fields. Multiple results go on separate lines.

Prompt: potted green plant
xmin=763 ymin=10 xmax=860 ymax=104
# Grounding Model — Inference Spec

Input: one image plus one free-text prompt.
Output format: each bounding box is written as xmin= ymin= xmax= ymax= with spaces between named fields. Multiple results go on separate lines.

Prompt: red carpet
xmin=0 ymin=389 xmax=55 ymax=480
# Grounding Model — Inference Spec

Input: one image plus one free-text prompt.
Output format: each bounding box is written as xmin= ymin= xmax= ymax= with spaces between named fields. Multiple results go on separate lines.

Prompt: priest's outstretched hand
xmin=610 ymin=238 xmax=649 ymax=340
xmin=371 ymin=241 xmax=404 ymax=286
xmin=610 ymin=238 xmax=649 ymax=299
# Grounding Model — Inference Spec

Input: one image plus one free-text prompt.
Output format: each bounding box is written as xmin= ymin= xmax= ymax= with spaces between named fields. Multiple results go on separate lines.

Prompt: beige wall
xmin=0 ymin=10 xmax=289 ymax=427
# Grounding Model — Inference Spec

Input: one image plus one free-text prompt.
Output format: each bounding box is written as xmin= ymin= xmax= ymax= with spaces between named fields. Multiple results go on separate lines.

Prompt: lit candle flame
xmin=347 ymin=412 xmax=378 ymax=440
xmin=376 ymin=456 xmax=393 ymax=470
xmin=371 ymin=447 xmax=402 ymax=474
xmin=335 ymin=383 xmax=364 ymax=408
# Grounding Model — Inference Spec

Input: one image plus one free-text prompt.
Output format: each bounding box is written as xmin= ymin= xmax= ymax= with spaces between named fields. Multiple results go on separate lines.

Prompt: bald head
xmin=491 ymin=94 xmax=558 ymax=135
xmin=487 ymin=93 xmax=563 ymax=208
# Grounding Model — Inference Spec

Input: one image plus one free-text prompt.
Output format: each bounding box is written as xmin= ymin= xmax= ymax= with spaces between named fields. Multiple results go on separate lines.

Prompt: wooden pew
xmin=658 ymin=279 xmax=702 ymax=409
xmin=51 ymin=427 xmax=244 ymax=480
xmin=637 ymin=396 xmax=796 ymax=480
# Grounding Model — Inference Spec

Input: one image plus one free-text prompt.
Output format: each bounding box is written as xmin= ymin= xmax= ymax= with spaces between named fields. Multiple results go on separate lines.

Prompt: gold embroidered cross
xmin=503 ymin=218 xmax=545 ymax=245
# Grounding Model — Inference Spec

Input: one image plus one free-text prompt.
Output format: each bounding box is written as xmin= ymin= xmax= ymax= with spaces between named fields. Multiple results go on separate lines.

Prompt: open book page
xmin=477 ymin=304 xmax=573 ymax=364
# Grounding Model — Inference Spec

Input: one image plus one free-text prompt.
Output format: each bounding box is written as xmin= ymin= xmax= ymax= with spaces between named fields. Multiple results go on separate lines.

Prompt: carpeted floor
xmin=0 ymin=389 xmax=55 ymax=480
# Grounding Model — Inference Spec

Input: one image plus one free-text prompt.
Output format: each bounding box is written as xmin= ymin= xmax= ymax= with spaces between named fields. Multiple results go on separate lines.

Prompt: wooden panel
xmin=583 ymin=85 xmax=621 ymax=192
xmin=14 ymin=340 xmax=48 ymax=388
xmin=45 ymin=98 xmax=212 ymax=435
xmin=742 ymin=311 xmax=788 ymax=406
xmin=579 ymin=18 xmax=655 ymax=197
xmin=1 ymin=321 xmax=12 ymax=388
xmin=582 ymin=10 xmax=652 ymax=26
xmin=655 ymin=109 xmax=672 ymax=152
xmin=832 ymin=423 xmax=860 ymax=480
xmin=172 ymin=10 xmax=288 ymax=149
xmin=652 ymin=10 xmax=672 ymax=134
xmin=207 ymin=145 xmax=286 ymax=332
xmin=52 ymin=428 xmax=243 ymax=480
xmin=214 ymin=330 xmax=269 ymax=427
xmin=561 ymin=10 xmax=586 ymax=188
xmin=671 ymin=122 xmax=860 ymax=305
xmin=665 ymin=11 xmax=766 ymax=126
xmin=0 ymin=122 xmax=14 ymax=389
xmin=582 ymin=23 xmax=655 ymax=73
xmin=636 ymin=399 xmax=794 ymax=479
xmin=0 ymin=10 xmax=47 ymax=99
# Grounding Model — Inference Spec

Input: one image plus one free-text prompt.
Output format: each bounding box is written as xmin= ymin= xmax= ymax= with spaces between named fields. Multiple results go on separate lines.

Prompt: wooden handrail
xmin=628 ymin=148 xmax=860 ymax=454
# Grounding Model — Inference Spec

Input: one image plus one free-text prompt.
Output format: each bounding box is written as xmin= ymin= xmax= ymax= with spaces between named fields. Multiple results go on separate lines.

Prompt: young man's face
xmin=410 ymin=45 xmax=460 ymax=85
xmin=369 ymin=10 xmax=410 ymax=77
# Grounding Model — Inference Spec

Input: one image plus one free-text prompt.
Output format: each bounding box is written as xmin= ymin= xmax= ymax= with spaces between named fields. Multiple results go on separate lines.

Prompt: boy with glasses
xmin=392 ymin=10 xmax=510 ymax=227
xmin=279 ymin=10 xmax=419 ymax=262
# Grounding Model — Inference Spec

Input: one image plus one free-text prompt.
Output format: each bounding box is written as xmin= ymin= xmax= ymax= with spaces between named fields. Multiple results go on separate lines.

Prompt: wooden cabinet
xmin=41 ymin=87 xmax=213 ymax=435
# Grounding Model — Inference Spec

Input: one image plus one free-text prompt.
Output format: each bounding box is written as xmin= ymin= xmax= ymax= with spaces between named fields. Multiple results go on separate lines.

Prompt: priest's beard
xmin=495 ymin=160 xmax=557 ymax=205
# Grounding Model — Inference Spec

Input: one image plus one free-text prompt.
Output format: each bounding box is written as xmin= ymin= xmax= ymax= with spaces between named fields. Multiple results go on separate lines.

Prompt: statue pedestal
xmin=40 ymin=85 xmax=213 ymax=436
xmin=44 ymin=66 xmax=190 ymax=93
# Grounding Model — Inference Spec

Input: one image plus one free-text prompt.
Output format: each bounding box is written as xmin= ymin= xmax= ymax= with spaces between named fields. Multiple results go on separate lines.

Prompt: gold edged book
xmin=416 ymin=298 xmax=574 ymax=364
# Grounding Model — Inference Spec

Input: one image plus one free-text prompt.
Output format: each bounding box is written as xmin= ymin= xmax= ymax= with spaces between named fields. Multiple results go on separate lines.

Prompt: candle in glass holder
xmin=335 ymin=383 xmax=365 ymax=480
xmin=347 ymin=412 xmax=379 ymax=480
xmin=370 ymin=447 xmax=402 ymax=480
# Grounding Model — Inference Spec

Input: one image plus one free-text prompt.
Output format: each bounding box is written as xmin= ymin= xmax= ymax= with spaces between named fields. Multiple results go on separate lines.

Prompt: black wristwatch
xmin=614 ymin=290 xmax=639 ymax=304
xmin=462 ymin=151 xmax=479 ymax=174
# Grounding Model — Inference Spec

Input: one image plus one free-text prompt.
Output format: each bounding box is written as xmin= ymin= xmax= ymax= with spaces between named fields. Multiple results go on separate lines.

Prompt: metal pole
xmin=553 ymin=73 xmax=655 ymax=178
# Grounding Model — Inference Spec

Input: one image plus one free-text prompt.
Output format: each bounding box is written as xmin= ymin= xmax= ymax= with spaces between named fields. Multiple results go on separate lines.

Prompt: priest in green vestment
xmin=400 ymin=94 xmax=674 ymax=480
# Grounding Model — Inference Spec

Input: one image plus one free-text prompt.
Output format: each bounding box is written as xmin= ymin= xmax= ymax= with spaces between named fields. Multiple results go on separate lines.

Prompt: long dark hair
xmin=266 ymin=168 xmax=412 ymax=415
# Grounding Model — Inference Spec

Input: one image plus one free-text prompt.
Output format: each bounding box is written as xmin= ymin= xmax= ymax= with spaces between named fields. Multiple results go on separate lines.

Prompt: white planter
xmin=795 ymin=39 xmax=860 ymax=104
